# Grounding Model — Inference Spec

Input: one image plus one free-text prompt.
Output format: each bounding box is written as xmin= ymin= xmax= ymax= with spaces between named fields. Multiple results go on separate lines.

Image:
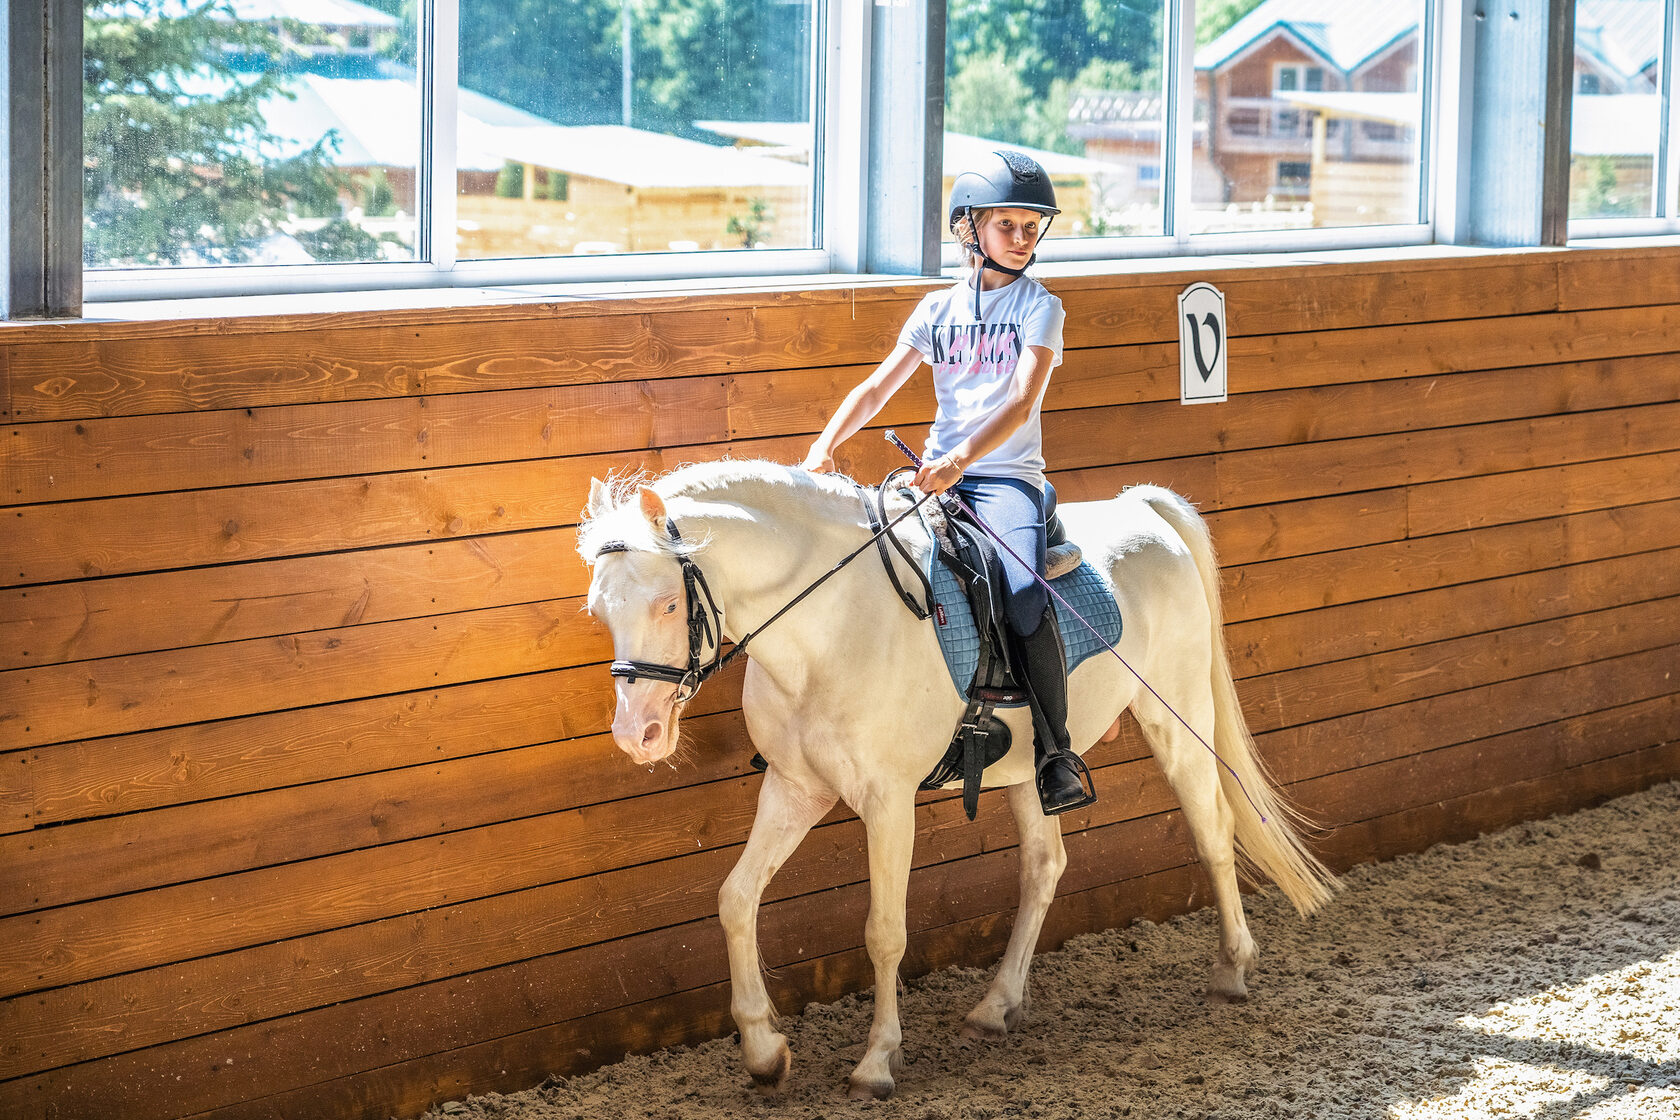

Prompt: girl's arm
xmin=912 ymin=344 xmax=1056 ymax=493
xmin=800 ymin=343 xmax=925 ymax=472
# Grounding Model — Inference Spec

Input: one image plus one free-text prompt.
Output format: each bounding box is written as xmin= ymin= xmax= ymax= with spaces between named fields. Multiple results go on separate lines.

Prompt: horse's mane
xmin=577 ymin=458 xmax=869 ymax=563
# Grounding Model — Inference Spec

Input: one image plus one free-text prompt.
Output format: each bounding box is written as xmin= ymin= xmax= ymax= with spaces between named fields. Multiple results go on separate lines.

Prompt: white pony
xmin=579 ymin=459 xmax=1335 ymax=1100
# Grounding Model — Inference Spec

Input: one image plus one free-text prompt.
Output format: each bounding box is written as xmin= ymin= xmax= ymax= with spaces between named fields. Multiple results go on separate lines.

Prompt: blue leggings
xmin=951 ymin=475 xmax=1057 ymax=636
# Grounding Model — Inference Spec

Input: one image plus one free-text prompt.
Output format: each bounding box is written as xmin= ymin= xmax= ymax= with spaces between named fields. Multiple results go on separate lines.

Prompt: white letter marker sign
xmin=1178 ymin=282 xmax=1228 ymax=404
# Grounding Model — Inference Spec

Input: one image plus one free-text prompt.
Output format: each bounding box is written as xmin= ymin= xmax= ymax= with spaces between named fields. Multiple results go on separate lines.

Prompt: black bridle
xmin=596 ymin=518 xmax=727 ymax=704
xmin=592 ymin=483 xmax=938 ymax=704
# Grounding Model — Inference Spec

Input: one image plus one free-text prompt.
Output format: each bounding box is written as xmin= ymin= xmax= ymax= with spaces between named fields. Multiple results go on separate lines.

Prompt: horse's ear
xmin=637 ymin=486 xmax=667 ymax=527
xmin=586 ymin=477 xmax=612 ymax=519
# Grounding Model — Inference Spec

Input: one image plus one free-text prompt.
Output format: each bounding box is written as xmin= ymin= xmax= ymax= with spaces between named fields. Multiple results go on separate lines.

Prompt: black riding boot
xmin=1012 ymin=608 xmax=1097 ymax=816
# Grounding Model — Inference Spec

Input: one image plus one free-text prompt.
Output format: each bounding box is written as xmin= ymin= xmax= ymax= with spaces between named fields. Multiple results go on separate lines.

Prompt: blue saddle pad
xmin=925 ymin=543 xmax=1123 ymax=704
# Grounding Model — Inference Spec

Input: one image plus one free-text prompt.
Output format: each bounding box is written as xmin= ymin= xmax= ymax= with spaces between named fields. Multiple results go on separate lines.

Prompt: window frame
xmin=943 ymin=0 xmax=1436 ymax=269
xmin=81 ymin=0 xmax=843 ymax=302
xmin=1565 ymin=0 xmax=1680 ymax=238
xmin=18 ymin=1 xmax=1680 ymax=314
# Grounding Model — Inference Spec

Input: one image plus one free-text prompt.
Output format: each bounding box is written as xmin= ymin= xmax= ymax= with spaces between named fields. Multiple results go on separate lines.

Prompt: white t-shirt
xmin=898 ymin=274 xmax=1066 ymax=486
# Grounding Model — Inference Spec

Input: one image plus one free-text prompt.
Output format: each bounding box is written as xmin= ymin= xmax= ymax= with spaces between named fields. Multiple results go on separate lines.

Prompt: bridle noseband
xmin=597 ymin=518 xmax=726 ymax=704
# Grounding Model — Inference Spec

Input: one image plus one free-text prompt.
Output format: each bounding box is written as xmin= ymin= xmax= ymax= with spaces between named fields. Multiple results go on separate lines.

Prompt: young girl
xmin=800 ymin=150 xmax=1095 ymax=816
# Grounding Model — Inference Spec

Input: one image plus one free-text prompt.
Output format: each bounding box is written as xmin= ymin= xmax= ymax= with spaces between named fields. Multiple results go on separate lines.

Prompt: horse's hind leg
xmin=848 ymin=789 xmax=917 ymax=1100
xmin=719 ymin=768 xmax=836 ymax=1093
xmin=964 ymin=780 xmax=1067 ymax=1039
xmin=1133 ymin=688 xmax=1258 ymax=1001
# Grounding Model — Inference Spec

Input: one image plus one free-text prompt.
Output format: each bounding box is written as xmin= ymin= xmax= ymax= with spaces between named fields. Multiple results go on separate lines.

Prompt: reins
xmin=597 ymin=478 xmax=939 ymax=703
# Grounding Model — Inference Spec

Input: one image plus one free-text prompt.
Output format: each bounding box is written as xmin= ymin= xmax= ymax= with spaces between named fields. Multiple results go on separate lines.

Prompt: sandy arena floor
xmin=424 ymin=780 xmax=1680 ymax=1120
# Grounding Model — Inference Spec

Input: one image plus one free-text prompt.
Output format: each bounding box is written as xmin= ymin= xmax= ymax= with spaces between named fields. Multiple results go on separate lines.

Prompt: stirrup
xmin=1036 ymin=751 xmax=1097 ymax=816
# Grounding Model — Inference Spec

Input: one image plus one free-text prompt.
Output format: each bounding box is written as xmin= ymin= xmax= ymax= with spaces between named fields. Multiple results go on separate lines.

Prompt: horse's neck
xmin=671 ymin=472 xmax=885 ymax=645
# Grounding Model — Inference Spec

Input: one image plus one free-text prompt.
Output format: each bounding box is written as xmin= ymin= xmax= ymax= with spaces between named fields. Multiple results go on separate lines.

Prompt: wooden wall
xmin=3 ymin=245 xmax=1678 ymax=1119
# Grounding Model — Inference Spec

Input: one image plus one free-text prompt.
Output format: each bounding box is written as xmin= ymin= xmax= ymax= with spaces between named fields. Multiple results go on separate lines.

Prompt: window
xmin=83 ymin=0 xmax=421 ymax=269
xmin=36 ymin=0 xmax=1646 ymax=311
xmin=1275 ymin=64 xmax=1326 ymax=93
xmin=1568 ymin=0 xmax=1677 ymax=231
xmin=454 ymin=0 xmax=817 ymax=261
xmin=82 ymin=0 xmax=821 ymax=294
xmin=1191 ymin=0 xmax=1428 ymax=238
xmin=944 ymin=0 xmax=1433 ymax=261
xmin=951 ymin=0 xmax=1170 ymax=241
xmin=1277 ymin=160 xmax=1312 ymax=190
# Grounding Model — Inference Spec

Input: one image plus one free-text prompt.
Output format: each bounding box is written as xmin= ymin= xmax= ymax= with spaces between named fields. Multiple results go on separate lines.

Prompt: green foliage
xmin=948 ymin=51 xmax=1144 ymax=153
xmin=1071 ymin=56 xmax=1146 ymax=93
xmin=459 ymin=0 xmax=620 ymax=124
xmin=947 ymin=0 xmax=1160 ymax=104
xmin=356 ymin=168 xmax=397 ymax=217
xmin=725 ymin=197 xmax=773 ymax=248
xmin=82 ymin=0 xmax=351 ymax=265
xmin=1196 ymin=0 xmax=1267 ymax=47
xmin=947 ymin=51 xmax=1037 ymax=145
xmin=458 ymin=0 xmax=808 ymax=136
xmin=1573 ymin=155 xmax=1637 ymax=218
xmin=495 ymin=161 xmax=526 ymax=199
xmin=293 ymin=218 xmax=386 ymax=261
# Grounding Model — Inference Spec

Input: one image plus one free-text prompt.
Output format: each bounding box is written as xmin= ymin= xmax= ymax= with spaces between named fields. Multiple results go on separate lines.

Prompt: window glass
xmin=455 ymin=0 xmax=817 ymax=260
xmin=1570 ymin=0 xmax=1665 ymax=220
xmin=945 ymin=0 xmax=1169 ymax=240
xmin=83 ymin=0 xmax=420 ymax=269
xmin=1191 ymin=0 xmax=1426 ymax=234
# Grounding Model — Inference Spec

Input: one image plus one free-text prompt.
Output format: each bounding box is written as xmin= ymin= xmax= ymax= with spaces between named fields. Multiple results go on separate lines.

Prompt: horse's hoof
xmin=1207 ymin=985 xmax=1249 ymax=1005
xmin=748 ymin=1041 xmax=791 ymax=1095
xmin=847 ymin=1076 xmax=894 ymax=1101
xmin=962 ymin=1002 xmax=1017 ymax=1040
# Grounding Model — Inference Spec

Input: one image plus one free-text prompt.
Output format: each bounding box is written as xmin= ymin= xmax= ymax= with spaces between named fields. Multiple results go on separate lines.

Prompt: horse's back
xmin=1057 ymin=486 xmax=1214 ymax=652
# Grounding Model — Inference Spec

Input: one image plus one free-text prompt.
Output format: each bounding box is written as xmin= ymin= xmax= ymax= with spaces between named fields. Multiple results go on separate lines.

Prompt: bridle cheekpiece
xmin=595 ymin=517 xmax=726 ymax=704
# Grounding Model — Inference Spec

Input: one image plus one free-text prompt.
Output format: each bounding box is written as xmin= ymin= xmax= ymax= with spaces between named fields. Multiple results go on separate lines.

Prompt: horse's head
xmin=580 ymin=478 xmax=700 ymax=765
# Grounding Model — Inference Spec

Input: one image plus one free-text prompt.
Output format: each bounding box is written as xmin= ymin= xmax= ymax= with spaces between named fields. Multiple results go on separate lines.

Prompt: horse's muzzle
xmin=612 ymin=683 xmax=680 ymax=764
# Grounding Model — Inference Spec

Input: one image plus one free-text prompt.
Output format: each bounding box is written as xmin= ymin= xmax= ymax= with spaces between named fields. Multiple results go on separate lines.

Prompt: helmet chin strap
xmin=960 ymin=206 xmax=1054 ymax=321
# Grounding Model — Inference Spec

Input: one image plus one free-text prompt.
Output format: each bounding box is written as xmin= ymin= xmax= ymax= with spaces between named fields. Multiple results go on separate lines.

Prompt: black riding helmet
xmin=948 ymin=150 xmax=1059 ymax=319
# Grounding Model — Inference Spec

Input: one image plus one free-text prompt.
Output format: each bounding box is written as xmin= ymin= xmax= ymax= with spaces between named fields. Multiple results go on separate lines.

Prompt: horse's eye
xmin=664 ymin=601 xmax=678 ymax=614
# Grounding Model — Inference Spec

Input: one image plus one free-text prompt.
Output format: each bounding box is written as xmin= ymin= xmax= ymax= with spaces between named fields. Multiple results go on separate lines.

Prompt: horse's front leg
xmin=964 ymin=778 xmax=1067 ymax=1038
xmin=848 ymin=788 xmax=917 ymax=1100
xmin=718 ymin=767 xmax=836 ymax=1093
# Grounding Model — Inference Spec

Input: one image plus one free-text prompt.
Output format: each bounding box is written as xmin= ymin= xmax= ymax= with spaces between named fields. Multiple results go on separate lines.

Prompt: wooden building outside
xmin=2 ymin=243 xmax=1679 ymax=1119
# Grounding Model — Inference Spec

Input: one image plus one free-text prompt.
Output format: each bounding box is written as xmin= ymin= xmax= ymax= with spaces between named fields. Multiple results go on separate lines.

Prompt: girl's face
xmin=974 ymin=207 xmax=1045 ymax=268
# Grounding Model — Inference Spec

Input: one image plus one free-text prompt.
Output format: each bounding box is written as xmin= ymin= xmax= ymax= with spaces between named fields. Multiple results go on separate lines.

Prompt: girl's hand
xmin=800 ymin=448 xmax=838 ymax=474
xmin=913 ymin=454 xmax=963 ymax=494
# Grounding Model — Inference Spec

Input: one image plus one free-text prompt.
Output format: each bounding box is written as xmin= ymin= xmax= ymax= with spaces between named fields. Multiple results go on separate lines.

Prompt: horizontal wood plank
xmin=0 ymin=711 xmax=751 ymax=912
xmin=0 ymin=598 xmax=608 ymax=751
xmin=13 ymin=350 xmax=1676 ymax=508
xmin=1221 ymin=497 xmax=1680 ymax=624
xmin=12 ymin=391 xmax=1679 ymax=591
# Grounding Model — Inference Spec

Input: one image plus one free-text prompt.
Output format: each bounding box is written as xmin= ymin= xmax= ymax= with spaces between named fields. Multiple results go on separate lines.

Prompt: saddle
xmin=859 ymin=474 xmax=1081 ymax=821
xmin=918 ymin=501 xmax=1082 ymax=820
xmin=748 ymin=477 xmax=1101 ymax=820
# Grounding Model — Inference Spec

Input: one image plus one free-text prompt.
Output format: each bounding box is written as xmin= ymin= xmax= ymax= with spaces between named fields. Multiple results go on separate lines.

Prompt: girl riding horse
xmin=801 ymin=150 xmax=1092 ymax=816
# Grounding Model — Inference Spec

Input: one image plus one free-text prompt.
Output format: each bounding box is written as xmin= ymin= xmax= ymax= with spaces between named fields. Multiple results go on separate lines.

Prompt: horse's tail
xmin=1128 ymin=485 xmax=1339 ymax=917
